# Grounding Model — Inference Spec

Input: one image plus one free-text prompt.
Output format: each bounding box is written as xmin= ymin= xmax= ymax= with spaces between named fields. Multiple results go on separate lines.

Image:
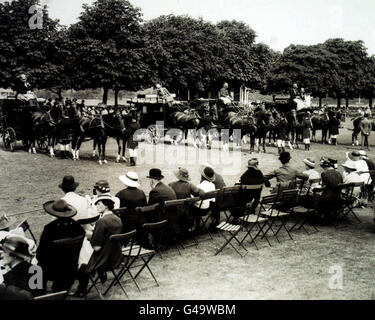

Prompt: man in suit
xmin=360 ymin=114 xmax=372 ymax=150
xmin=147 ymin=169 xmax=177 ymax=243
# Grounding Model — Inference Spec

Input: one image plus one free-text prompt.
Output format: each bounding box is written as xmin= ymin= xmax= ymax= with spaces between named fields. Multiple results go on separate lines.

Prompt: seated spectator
xmin=359 ymin=150 xmax=375 ymax=196
xmin=312 ymin=158 xmax=343 ymax=224
xmin=0 ymin=283 xmax=33 ymax=300
xmin=341 ymin=161 xmax=362 ymax=198
xmin=116 ymin=172 xmax=147 ymax=240
xmin=190 ymin=166 xmax=216 ymax=230
xmin=147 ymin=168 xmax=177 ymax=245
xmin=202 ymin=163 xmax=226 ymax=190
xmin=75 ymin=195 xmax=122 ymax=297
xmin=169 ymin=168 xmax=201 ymax=235
xmin=92 ymin=180 xmax=120 ymax=209
xmin=1 ymin=235 xmax=44 ymax=298
xmin=37 ymin=200 xmax=85 ymax=293
xmin=264 ymin=152 xmax=308 ymax=194
xmin=302 ymin=158 xmax=321 ymax=190
xmin=236 ymin=158 xmax=266 ymax=215
xmin=0 ymin=212 xmax=15 ymax=234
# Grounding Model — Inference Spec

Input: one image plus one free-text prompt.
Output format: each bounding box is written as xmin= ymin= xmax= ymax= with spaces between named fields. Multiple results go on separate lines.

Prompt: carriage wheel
xmin=37 ymin=136 xmax=49 ymax=151
xmin=147 ymin=124 xmax=161 ymax=144
xmin=3 ymin=128 xmax=16 ymax=152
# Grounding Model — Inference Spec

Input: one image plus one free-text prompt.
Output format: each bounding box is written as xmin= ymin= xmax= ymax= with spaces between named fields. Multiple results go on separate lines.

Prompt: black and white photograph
xmin=0 ymin=0 xmax=375 ymax=305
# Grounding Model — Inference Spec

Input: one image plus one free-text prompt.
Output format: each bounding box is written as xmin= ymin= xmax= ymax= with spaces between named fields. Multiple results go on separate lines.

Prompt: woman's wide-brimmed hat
xmin=94 ymin=194 xmax=115 ymax=205
xmin=119 ymin=171 xmax=140 ymax=188
xmin=341 ymin=161 xmax=357 ymax=171
xmin=2 ymin=235 xmax=33 ymax=262
xmin=346 ymin=151 xmax=361 ymax=162
xmin=0 ymin=212 xmax=15 ymax=231
xmin=43 ymin=199 xmax=77 ymax=218
xmin=303 ymin=158 xmax=316 ymax=169
xmin=174 ymin=167 xmax=191 ymax=182
xmin=359 ymin=150 xmax=368 ymax=158
xmin=147 ymin=168 xmax=164 ymax=180
xmin=199 ymin=165 xmax=215 ymax=182
xmin=58 ymin=176 xmax=79 ymax=190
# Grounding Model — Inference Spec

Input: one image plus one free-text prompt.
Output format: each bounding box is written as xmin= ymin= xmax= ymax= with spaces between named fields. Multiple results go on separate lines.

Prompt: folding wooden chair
xmin=259 ymin=193 xmax=287 ymax=243
xmin=335 ymin=182 xmax=362 ymax=227
xmin=100 ymin=230 xmax=137 ymax=298
xmin=85 ymin=231 xmax=136 ymax=299
xmin=127 ymin=220 xmax=168 ymax=289
xmin=194 ymin=190 xmax=219 ymax=240
xmin=33 ymin=291 xmax=67 ymax=300
xmin=164 ymin=198 xmax=198 ymax=250
xmin=214 ymin=221 xmax=247 ymax=257
xmin=16 ymin=219 xmax=37 ymax=244
xmin=213 ymin=186 xmax=241 ymax=222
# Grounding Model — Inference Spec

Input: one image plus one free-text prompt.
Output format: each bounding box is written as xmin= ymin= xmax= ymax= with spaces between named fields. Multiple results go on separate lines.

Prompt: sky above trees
xmin=46 ymin=0 xmax=375 ymax=55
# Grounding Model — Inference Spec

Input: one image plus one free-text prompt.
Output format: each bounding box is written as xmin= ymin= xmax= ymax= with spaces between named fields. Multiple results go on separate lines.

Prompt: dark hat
xmin=199 ymin=165 xmax=215 ymax=182
xmin=0 ymin=212 xmax=15 ymax=231
xmin=279 ymin=151 xmax=291 ymax=162
xmin=320 ymin=157 xmax=336 ymax=168
xmin=2 ymin=235 xmax=33 ymax=262
xmin=147 ymin=168 xmax=164 ymax=180
xmin=59 ymin=176 xmax=79 ymax=190
xmin=43 ymin=199 xmax=77 ymax=218
xmin=174 ymin=167 xmax=191 ymax=182
xmin=94 ymin=180 xmax=110 ymax=193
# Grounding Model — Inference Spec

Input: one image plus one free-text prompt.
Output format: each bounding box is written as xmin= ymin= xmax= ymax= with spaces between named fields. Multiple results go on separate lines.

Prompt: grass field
xmin=1 ymin=118 xmax=375 ymax=300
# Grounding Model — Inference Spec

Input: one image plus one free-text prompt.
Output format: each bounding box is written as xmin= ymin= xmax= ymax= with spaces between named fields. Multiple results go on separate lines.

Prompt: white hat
xmin=119 ymin=171 xmax=140 ymax=188
xmin=341 ymin=161 xmax=357 ymax=171
xmin=359 ymin=150 xmax=367 ymax=157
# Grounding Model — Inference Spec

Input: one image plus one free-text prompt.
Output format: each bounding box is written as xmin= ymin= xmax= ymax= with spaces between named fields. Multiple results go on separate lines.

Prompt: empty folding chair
xmin=336 ymin=182 xmax=362 ymax=227
xmin=258 ymin=193 xmax=283 ymax=243
xmin=128 ymin=220 xmax=168 ymax=289
xmin=16 ymin=219 xmax=37 ymax=244
xmin=213 ymin=186 xmax=241 ymax=222
xmin=215 ymin=221 xmax=247 ymax=257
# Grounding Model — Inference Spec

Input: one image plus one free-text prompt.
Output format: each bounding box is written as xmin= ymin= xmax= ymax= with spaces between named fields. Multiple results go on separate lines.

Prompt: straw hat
xmin=0 ymin=212 xmax=15 ymax=231
xmin=346 ymin=151 xmax=361 ymax=162
xmin=119 ymin=172 xmax=140 ymax=188
xmin=199 ymin=165 xmax=215 ymax=182
xmin=303 ymin=158 xmax=316 ymax=169
xmin=94 ymin=194 xmax=115 ymax=205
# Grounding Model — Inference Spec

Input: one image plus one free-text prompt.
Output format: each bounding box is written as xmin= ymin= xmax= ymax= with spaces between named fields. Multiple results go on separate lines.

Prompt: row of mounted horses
xmin=21 ymin=100 xmax=347 ymax=163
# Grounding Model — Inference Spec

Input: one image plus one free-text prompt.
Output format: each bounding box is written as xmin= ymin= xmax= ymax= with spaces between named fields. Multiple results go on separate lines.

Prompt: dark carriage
xmin=127 ymin=93 xmax=189 ymax=144
xmin=0 ymin=97 xmax=42 ymax=151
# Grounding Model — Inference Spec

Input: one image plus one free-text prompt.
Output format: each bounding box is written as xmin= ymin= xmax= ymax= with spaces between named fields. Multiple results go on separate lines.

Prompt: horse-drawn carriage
xmin=0 ymin=97 xmax=44 ymax=152
xmin=127 ymin=93 xmax=192 ymax=144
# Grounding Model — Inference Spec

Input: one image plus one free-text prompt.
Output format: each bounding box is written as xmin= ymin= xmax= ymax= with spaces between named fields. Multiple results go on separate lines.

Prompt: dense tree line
xmin=0 ymin=0 xmax=374 ymax=106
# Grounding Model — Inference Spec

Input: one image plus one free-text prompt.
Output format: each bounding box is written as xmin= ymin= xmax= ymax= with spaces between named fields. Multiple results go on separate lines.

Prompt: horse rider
xmin=155 ymin=83 xmax=178 ymax=108
xmin=15 ymin=74 xmax=36 ymax=101
xmin=219 ymin=82 xmax=234 ymax=110
xmin=289 ymin=83 xmax=301 ymax=101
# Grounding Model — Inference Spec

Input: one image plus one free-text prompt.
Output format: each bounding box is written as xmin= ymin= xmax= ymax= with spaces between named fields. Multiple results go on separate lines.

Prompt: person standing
xmin=360 ymin=113 xmax=372 ymax=150
xmin=126 ymin=116 xmax=141 ymax=166
xmin=302 ymin=115 xmax=313 ymax=151
xmin=329 ymin=114 xmax=340 ymax=145
xmin=276 ymin=115 xmax=288 ymax=154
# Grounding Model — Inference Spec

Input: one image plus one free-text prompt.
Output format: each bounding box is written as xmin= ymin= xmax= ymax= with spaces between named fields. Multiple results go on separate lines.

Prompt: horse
xmin=193 ymin=100 xmax=219 ymax=149
xmin=311 ymin=112 xmax=330 ymax=144
xmin=30 ymin=111 xmax=56 ymax=154
xmin=351 ymin=116 xmax=375 ymax=146
xmin=255 ymin=110 xmax=276 ymax=153
xmin=167 ymin=108 xmax=200 ymax=145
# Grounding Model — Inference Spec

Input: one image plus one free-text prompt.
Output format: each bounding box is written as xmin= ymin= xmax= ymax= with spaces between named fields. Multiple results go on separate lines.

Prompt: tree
xmin=143 ymin=15 xmax=223 ymax=98
xmin=0 ymin=0 xmax=65 ymax=93
xmin=69 ymin=0 xmax=149 ymax=104
xmin=323 ymin=39 xmax=369 ymax=107
xmin=361 ymin=55 xmax=375 ymax=109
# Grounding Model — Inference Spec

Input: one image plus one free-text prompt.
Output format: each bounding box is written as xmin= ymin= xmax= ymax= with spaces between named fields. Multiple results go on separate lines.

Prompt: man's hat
xmin=346 ymin=151 xmax=361 ymax=162
xmin=43 ymin=199 xmax=77 ymax=218
xmin=174 ymin=167 xmax=191 ymax=182
xmin=147 ymin=168 xmax=164 ymax=180
xmin=2 ymin=235 xmax=33 ymax=262
xmin=341 ymin=161 xmax=357 ymax=171
xmin=119 ymin=172 xmax=140 ymax=188
xmin=279 ymin=151 xmax=291 ymax=162
xmin=94 ymin=194 xmax=115 ymax=206
xmin=59 ymin=176 xmax=79 ymax=190
xmin=247 ymin=158 xmax=259 ymax=168
xmin=199 ymin=165 xmax=215 ymax=182
xmin=0 ymin=212 xmax=15 ymax=231
xmin=94 ymin=180 xmax=110 ymax=193
xmin=303 ymin=158 xmax=316 ymax=169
